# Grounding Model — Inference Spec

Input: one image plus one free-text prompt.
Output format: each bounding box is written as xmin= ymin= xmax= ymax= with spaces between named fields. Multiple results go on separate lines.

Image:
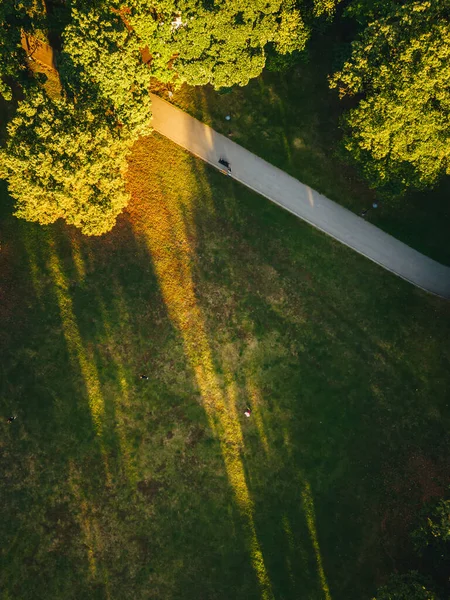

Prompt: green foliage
xmin=265 ymin=48 xmax=307 ymax=72
xmin=344 ymin=0 xmax=397 ymax=24
xmin=0 ymin=89 xmax=132 ymax=235
xmin=0 ymin=0 xmax=41 ymax=100
xmin=373 ymin=572 xmax=439 ymax=600
xmin=60 ymin=4 xmax=152 ymax=139
xmin=412 ymin=496 xmax=450 ymax=554
xmin=61 ymin=0 xmax=313 ymax=97
xmin=132 ymin=0 xmax=311 ymax=87
xmin=331 ymin=0 xmax=450 ymax=196
xmin=313 ymin=0 xmax=341 ymax=17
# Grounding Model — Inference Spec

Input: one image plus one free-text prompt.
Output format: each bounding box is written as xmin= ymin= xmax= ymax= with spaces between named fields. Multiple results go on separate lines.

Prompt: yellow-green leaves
xmin=1 ymin=90 xmax=132 ymax=235
xmin=373 ymin=572 xmax=438 ymax=600
xmin=64 ymin=0 xmax=314 ymax=93
xmin=331 ymin=0 xmax=450 ymax=195
xmin=61 ymin=5 xmax=152 ymax=139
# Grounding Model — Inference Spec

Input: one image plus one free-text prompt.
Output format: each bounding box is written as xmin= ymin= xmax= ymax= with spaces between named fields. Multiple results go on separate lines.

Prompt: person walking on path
xmin=360 ymin=202 xmax=378 ymax=218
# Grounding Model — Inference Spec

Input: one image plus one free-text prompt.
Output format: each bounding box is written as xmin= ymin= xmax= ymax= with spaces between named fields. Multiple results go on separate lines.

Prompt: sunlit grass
xmin=302 ymin=481 xmax=332 ymax=600
xmin=47 ymin=236 xmax=111 ymax=481
xmin=69 ymin=235 xmax=87 ymax=281
xmin=128 ymin=141 xmax=274 ymax=599
xmin=245 ymin=378 xmax=270 ymax=455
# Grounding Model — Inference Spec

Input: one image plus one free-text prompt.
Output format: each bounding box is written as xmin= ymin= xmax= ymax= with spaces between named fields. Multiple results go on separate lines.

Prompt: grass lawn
xmin=157 ymin=25 xmax=450 ymax=266
xmin=1 ymin=132 xmax=450 ymax=600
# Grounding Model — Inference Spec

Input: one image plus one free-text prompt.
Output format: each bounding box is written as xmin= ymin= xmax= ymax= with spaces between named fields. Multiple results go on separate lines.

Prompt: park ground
xmin=1 ymin=131 xmax=450 ymax=600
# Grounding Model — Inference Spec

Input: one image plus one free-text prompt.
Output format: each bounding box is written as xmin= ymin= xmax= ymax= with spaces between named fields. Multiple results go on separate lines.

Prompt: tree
xmin=0 ymin=0 xmax=41 ymax=100
xmin=412 ymin=496 xmax=450 ymax=554
xmin=343 ymin=0 xmax=396 ymax=25
xmin=0 ymin=89 xmax=132 ymax=235
xmin=60 ymin=0 xmax=315 ymax=105
xmin=2 ymin=0 xmax=340 ymax=235
xmin=59 ymin=3 xmax=152 ymax=139
xmin=372 ymin=572 xmax=439 ymax=600
xmin=330 ymin=0 xmax=450 ymax=197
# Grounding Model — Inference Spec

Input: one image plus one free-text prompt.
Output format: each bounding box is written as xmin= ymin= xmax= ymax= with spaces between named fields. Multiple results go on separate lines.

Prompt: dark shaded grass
xmin=184 ymin=151 xmax=450 ymax=598
xmin=1 ymin=131 xmax=450 ymax=600
xmin=0 ymin=184 xmax=257 ymax=599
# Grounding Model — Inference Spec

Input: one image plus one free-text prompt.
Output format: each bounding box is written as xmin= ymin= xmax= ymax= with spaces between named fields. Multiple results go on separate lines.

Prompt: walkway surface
xmin=150 ymin=93 xmax=450 ymax=299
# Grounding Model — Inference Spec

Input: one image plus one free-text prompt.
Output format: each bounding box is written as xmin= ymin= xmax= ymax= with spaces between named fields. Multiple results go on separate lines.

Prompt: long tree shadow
xmin=184 ymin=148 xmax=450 ymax=599
xmin=0 ymin=213 xmax=113 ymax=597
xmin=2 ymin=125 xmax=450 ymax=600
xmin=125 ymin=133 xmax=343 ymax=599
xmin=126 ymin=140 xmax=278 ymax=599
xmin=2 ymin=172 xmax=275 ymax=599
xmin=46 ymin=216 xmax=256 ymax=599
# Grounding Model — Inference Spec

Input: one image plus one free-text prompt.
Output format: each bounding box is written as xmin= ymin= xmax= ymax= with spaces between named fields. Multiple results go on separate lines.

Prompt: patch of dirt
xmin=137 ymin=479 xmax=166 ymax=502
xmin=186 ymin=425 xmax=205 ymax=448
xmin=43 ymin=502 xmax=79 ymax=547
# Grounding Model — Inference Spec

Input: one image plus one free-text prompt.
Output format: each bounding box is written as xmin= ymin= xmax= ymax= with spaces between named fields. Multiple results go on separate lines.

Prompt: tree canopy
xmin=60 ymin=2 xmax=152 ymax=139
xmin=60 ymin=0 xmax=315 ymax=127
xmin=0 ymin=89 xmax=132 ymax=235
xmin=412 ymin=496 xmax=450 ymax=554
xmin=372 ymin=572 xmax=438 ymax=600
xmin=2 ymin=0 xmax=336 ymax=234
xmin=331 ymin=0 xmax=450 ymax=196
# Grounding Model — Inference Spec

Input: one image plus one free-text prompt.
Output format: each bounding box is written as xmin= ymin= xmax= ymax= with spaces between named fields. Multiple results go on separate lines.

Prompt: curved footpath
xmin=150 ymin=93 xmax=450 ymax=299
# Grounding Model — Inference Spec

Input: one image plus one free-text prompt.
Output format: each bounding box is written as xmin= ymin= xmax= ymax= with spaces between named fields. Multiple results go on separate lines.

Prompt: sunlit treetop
xmin=0 ymin=89 xmax=132 ymax=235
xmin=60 ymin=0 xmax=339 ymax=118
xmin=330 ymin=0 xmax=450 ymax=196
xmin=0 ymin=0 xmax=45 ymax=100
xmin=126 ymin=0 xmax=311 ymax=87
xmin=60 ymin=4 xmax=153 ymax=139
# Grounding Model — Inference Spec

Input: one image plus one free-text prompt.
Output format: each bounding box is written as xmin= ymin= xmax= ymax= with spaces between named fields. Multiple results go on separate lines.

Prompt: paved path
xmin=150 ymin=93 xmax=450 ymax=299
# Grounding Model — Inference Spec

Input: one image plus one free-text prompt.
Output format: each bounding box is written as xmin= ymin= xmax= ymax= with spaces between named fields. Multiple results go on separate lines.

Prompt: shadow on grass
xmin=1 ymin=125 xmax=450 ymax=600
xmin=0 ymin=180 xmax=273 ymax=598
xmin=183 ymin=148 xmax=450 ymax=599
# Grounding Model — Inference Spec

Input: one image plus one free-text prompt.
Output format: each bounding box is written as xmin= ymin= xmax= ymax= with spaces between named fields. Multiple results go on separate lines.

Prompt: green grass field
xmin=1 ymin=133 xmax=450 ymax=600
xmin=162 ymin=27 xmax=450 ymax=266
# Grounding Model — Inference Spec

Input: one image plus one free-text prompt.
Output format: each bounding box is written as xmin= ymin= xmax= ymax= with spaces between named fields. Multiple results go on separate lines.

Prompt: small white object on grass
xmin=225 ymin=115 xmax=231 ymax=121
xmin=372 ymin=202 xmax=378 ymax=209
